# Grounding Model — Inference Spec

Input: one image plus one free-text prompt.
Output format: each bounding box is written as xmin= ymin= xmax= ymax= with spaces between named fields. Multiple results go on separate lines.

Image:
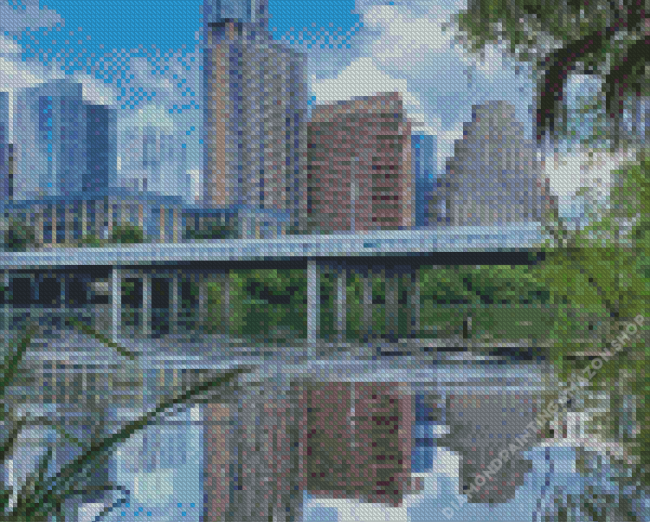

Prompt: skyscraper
xmin=118 ymin=125 xmax=189 ymax=199
xmin=445 ymin=101 xmax=546 ymax=226
xmin=412 ymin=134 xmax=437 ymax=227
xmin=307 ymin=93 xmax=414 ymax=233
xmin=13 ymin=80 xmax=117 ymax=200
xmin=201 ymin=0 xmax=269 ymax=29
xmin=85 ymin=104 xmax=117 ymax=193
xmin=0 ymin=92 xmax=10 ymax=200
xmin=201 ymin=0 xmax=308 ymax=233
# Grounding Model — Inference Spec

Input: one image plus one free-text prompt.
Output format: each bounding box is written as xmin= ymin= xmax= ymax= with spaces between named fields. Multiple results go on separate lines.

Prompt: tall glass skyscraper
xmin=201 ymin=0 xmax=269 ymax=29
xmin=412 ymin=134 xmax=437 ymax=227
xmin=201 ymin=0 xmax=308 ymax=234
xmin=85 ymin=104 xmax=117 ymax=193
xmin=13 ymin=80 xmax=117 ymax=200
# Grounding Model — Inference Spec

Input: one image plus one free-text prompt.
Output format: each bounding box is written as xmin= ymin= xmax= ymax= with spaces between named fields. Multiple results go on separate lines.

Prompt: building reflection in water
xmin=203 ymin=380 xmax=424 ymax=522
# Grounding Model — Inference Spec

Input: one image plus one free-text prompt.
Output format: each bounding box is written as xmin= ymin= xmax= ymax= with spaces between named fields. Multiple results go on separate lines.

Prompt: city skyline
xmin=1 ymin=0 xmax=643 ymax=208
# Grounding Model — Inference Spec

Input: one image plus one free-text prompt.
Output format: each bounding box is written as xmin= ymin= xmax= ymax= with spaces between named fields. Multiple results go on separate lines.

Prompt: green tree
xmin=1 ymin=219 xmax=38 ymax=252
xmin=532 ymin=150 xmax=650 ymax=490
xmin=109 ymin=223 xmax=145 ymax=244
xmin=451 ymin=0 xmax=649 ymax=151
xmin=80 ymin=233 xmax=104 ymax=248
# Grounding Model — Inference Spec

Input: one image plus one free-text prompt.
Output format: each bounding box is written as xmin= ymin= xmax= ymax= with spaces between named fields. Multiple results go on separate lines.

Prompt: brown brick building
xmin=306 ymin=93 xmax=414 ymax=233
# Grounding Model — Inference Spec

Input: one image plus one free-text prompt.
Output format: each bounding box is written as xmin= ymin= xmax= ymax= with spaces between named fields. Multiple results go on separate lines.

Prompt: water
xmin=5 ymin=334 xmax=648 ymax=522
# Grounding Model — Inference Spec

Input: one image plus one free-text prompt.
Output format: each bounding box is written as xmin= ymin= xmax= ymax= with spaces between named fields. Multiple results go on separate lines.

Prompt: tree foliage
xmin=533 ymin=150 xmax=650 ymax=487
xmin=453 ymin=0 xmax=650 ymax=150
xmin=109 ymin=223 xmax=145 ymax=244
xmin=1 ymin=219 xmax=37 ymax=252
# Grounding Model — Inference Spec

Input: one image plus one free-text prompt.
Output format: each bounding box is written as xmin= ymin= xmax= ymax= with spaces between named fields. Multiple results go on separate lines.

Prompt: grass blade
xmin=65 ymin=317 xmax=138 ymax=361
xmin=24 ymin=366 xmax=251 ymax=519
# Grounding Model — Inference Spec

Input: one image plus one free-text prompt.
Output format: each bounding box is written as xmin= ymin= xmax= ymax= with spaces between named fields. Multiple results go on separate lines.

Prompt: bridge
xmin=0 ymin=223 xmax=544 ymax=344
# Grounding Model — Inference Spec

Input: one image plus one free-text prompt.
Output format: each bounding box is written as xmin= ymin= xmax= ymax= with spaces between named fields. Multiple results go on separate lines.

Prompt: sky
xmin=0 ymin=0 xmax=640 ymax=204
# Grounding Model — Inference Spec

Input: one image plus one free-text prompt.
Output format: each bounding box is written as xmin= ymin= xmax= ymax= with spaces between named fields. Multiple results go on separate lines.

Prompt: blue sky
xmin=0 ymin=0 xmax=636 ymax=203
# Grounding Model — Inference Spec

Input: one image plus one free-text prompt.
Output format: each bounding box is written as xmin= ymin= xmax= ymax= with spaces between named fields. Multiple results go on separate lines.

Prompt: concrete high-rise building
xmin=0 ymin=92 xmax=10 ymax=200
xmin=412 ymin=134 xmax=437 ymax=227
xmin=444 ymin=100 xmax=547 ymax=226
xmin=307 ymin=93 xmax=414 ymax=233
xmin=13 ymin=80 xmax=117 ymax=200
xmin=201 ymin=0 xmax=308 ymax=233
xmin=201 ymin=0 xmax=269 ymax=29
xmin=118 ymin=126 xmax=189 ymax=200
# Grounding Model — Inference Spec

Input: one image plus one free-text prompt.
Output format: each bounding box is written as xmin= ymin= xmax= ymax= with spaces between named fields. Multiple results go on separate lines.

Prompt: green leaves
xmin=454 ymin=0 xmax=649 ymax=152
xmin=109 ymin=223 xmax=145 ymax=244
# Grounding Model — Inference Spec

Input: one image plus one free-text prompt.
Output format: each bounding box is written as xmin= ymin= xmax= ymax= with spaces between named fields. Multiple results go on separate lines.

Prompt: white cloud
xmin=0 ymin=37 xmax=22 ymax=58
xmin=543 ymin=145 xmax=640 ymax=197
xmin=363 ymin=4 xmax=455 ymax=68
xmin=311 ymin=55 xmax=428 ymax=123
xmin=312 ymin=57 xmax=413 ymax=104
xmin=73 ymin=73 xmax=119 ymax=107
xmin=0 ymin=0 xmax=64 ymax=33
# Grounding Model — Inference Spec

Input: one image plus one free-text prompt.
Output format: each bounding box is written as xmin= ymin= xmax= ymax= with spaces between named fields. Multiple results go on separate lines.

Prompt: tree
xmin=532 ymin=150 xmax=650 ymax=490
xmin=109 ymin=223 xmax=145 ymax=244
xmin=1 ymin=219 xmax=38 ymax=252
xmin=451 ymin=0 xmax=650 ymax=152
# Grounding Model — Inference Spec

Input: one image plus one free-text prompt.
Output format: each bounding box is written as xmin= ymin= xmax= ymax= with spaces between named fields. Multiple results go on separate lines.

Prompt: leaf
xmin=11 ymin=444 xmax=55 ymax=519
xmin=64 ymin=317 xmax=138 ymax=361
xmin=24 ymin=367 xmax=251 ymax=520
xmin=0 ymin=322 xmax=39 ymax=399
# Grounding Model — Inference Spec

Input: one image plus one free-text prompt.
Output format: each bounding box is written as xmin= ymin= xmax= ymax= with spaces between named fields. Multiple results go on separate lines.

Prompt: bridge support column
xmin=110 ymin=268 xmax=122 ymax=341
xmin=198 ymin=273 xmax=208 ymax=334
xmin=1 ymin=271 xmax=7 ymax=331
xmin=362 ymin=269 xmax=373 ymax=342
xmin=307 ymin=260 xmax=320 ymax=348
xmin=410 ymin=268 xmax=420 ymax=339
xmin=170 ymin=273 xmax=179 ymax=335
xmin=386 ymin=268 xmax=398 ymax=342
xmin=335 ymin=264 xmax=347 ymax=344
xmin=222 ymin=270 xmax=231 ymax=336
xmin=142 ymin=272 xmax=152 ymax=338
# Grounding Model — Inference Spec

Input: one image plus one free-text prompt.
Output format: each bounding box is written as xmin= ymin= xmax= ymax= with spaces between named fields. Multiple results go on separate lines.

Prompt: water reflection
xmin=7 ymin=342 xmax=569 ymax=522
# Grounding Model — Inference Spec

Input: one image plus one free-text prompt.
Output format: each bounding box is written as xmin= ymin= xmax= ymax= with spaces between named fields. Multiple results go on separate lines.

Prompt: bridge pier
xmin=110 ymin=267 xmax=122 ymax=341
xmin=334 ymin=264 xmax=347 ymax=344
xmin=307 ymin=260 xmax=320 ymax=349
xmin=142 ymin=273 xmax=152 ymax=338
xmin=170 ymin=273 xmax=179 ymax=335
